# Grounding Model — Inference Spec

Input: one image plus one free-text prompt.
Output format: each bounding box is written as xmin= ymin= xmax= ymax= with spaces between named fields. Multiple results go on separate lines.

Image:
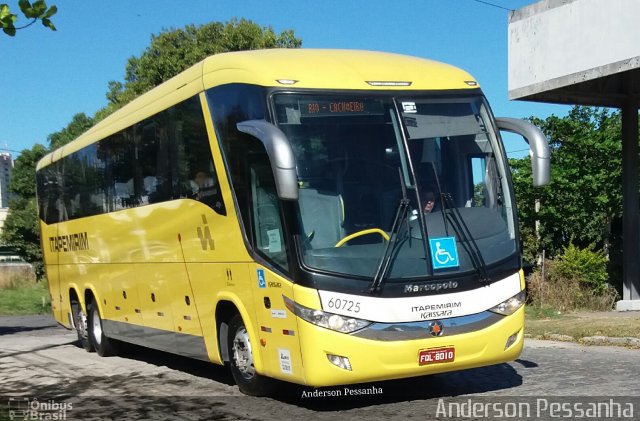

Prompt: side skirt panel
xmin=102 ymin=319 xmax=210 ymax=362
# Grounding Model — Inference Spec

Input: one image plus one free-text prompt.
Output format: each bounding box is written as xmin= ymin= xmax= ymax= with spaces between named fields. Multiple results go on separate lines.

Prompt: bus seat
xmin=299 ymin=188 xmax=345 ymax=248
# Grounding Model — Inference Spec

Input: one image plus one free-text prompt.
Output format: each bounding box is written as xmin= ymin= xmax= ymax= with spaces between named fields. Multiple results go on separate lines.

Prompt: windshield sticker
xmin=267 ymin=229 xmax=282 ymax=253
xmin=429 ymin=237 xmax=460 ymax=270
xmin=402 ymin=102 xmax=417 ymax=113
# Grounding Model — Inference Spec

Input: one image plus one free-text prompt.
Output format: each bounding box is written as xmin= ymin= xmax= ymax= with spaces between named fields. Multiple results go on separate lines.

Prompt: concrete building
xmin=0 ymin=152 xmax=13 ymax=209
xmin=508 ymin=0 xmax=640 ymax=310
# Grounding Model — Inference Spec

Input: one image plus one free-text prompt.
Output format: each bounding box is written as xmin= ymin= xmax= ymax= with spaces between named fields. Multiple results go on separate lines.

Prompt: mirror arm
xmin=496 ymin=117 xmax=551 ymax=187
xmin=237 ymin=120 xmax=299 ymax=200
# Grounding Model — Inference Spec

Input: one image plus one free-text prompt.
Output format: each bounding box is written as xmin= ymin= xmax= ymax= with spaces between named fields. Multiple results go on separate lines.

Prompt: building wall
xmin=0 ymin=153 xmax=13 ymax=209
xmin=508 ymin=0 xmax=640 ymax=99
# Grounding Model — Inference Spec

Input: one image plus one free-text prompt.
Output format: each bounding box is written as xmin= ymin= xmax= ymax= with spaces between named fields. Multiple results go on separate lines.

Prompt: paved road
xmin=0 ymin=315 xmax=639 ymax=420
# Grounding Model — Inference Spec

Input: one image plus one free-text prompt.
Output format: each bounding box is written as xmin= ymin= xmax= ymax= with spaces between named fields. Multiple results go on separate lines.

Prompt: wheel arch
xmin=214 ymin=294 xmax=264 ymax=372
xmin=83 ymin=286 xmax=106 ymax=318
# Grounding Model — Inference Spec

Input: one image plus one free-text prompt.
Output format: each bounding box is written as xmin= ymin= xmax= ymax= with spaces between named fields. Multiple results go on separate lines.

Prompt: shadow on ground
xmin=0 ymin=316 xmax=539 ymax=418
xmin=2 ymin=340 xmax=533 ymax=417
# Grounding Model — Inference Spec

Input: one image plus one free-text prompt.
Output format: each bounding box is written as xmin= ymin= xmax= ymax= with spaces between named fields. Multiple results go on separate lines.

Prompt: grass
xmin=524 ymin=304 xmax=562 ymax=320
xmin=525 ymin=306 xmax=640 ymax=340
xmin=0 ymin=271 xmax=51 ymax=316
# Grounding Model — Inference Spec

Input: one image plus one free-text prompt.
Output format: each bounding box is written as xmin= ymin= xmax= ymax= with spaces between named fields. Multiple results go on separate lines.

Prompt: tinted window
xmin=207 ymin=84 xmax=267 ymax=238
xmin=36 ymin=162 xmax=63 ymax=225
xmin=206 ymin=84 xmax=289 ymax=270
xmin=36 ymin=95 xmax=225 ymax=222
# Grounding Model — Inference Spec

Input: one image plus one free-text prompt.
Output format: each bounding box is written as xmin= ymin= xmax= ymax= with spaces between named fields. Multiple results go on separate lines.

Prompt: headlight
xmin=283 ymin=295 xmax=372 ymax=333
xmin=489 ymin=290 xmax=526 ymax=315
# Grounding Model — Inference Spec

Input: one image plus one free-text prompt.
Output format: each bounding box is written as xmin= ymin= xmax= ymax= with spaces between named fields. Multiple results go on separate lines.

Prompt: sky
xmin=1 ymin=0 xmax=571 ymax=158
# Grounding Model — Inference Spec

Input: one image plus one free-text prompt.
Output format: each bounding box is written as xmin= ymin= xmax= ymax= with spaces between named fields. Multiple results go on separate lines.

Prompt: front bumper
xmin=296 ymin=305 xmax=525 ymax=387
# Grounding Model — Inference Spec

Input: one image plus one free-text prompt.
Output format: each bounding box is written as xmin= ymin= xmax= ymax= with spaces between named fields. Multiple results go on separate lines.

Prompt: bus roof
xmin=37 ymin=49 xmax=479 ymax=170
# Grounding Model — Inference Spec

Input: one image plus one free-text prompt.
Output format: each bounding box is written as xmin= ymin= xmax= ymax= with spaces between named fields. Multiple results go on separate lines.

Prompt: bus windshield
xmin=273 ymin=93 xmax=516 ymax=280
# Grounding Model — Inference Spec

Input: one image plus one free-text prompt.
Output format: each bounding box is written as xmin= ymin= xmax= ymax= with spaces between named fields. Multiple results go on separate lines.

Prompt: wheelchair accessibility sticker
xmin=257 ymin=269 xmax=266 ymax=288
xmin=429 ymin=237 xmax=459 ymax=269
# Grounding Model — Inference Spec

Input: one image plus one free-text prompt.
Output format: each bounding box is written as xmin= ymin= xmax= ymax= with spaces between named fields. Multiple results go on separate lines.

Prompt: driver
xmin=422 ymin=190 xmax=437 ymax=213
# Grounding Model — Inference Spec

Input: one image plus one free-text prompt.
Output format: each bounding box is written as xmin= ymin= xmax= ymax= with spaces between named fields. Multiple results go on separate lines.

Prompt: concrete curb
xmin=525 ymin=333 xmax=640 ymax=348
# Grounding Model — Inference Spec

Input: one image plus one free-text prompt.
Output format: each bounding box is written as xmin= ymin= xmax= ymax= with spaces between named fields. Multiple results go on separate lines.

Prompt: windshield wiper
xmin=369 ymin=170 xmax=410 ymax=293
xmin=440 ymin=193 xmax=490 ymax=283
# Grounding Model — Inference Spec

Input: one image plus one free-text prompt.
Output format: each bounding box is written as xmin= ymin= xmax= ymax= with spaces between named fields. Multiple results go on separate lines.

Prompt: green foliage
xmin=98 ymin=18 xmax=301 ymax=120
xmin=1 ymin=197 xmax=44 ymax=277
xmin=8 ymin=143 xmax=47 ymax=197
xmin=1 ymin=117 xmax=92 ymax=277
xmin=1 ymin=0 xmax=56 ymax=36
xmin=519 ymin=225 xmax=539 ymax=267
xmin=527 ymin=242 xmax=614 ymax=313
xmin=510 ymin=106 xmax=622 ymax=266
xmin=47 ymin=113 xmax=94 ymax=150
xmin=555 ymin=242 xmax=609 ymax=293
xmin=1 ymin=144 xmax=47 ymax=277
xmin=527 ymin=258 xmax=619 ymax=313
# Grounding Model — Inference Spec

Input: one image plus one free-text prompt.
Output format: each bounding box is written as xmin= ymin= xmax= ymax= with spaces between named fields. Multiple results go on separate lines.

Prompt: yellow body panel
xmin=248 ymin=266 xmax=306 ymax=384
xmin=201 ymin=49 xmax=477 ymax=91
xmin=37 ymin=49 xmax=523 ymax=389
xmin=296 ymin=304 xmax=524 ymax=387
xmin=37 ymin=49 xmax=477 ymax=171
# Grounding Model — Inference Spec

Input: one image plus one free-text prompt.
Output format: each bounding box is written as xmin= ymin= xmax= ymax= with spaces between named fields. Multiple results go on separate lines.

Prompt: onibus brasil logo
xmin=7 ymin=397 xmax=72 ymax=420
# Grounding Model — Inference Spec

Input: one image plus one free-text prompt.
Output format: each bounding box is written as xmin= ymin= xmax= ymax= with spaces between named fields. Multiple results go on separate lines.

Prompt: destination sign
xmin=299 ymin=99 xmax=384 ymax=117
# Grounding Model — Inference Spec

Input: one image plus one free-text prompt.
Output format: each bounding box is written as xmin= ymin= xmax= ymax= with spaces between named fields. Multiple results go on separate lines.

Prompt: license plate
xmin=418 ymin=347 xmax=455 ymax=365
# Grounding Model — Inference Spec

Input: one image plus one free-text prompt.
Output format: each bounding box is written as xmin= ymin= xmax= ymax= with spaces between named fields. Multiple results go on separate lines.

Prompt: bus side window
xmin=37 ymin=163 xmax=63 ymax=224
xmin=173 ymin=97 xmax=226 ymax=215
xmin=249 ymin=151 xmax=288 ymax=269
xmin=207 ymin=86 xmax=266 ymax=226
xmin=38 ymin=94 xmax=226 ymax=222
xmin=207 ymin=84 xmax=289 ymax=270
xmin=470 ymin=156 xmax=487 ymax=207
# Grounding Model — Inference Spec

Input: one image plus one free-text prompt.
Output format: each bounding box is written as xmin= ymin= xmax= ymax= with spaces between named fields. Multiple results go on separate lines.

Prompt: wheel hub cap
xmin=232 ymin=327 xmax=255 ymax=379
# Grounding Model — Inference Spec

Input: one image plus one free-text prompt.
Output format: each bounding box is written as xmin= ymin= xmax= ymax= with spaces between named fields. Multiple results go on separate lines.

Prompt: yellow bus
xmin=36 ymin=49 xmax=549 ymax=396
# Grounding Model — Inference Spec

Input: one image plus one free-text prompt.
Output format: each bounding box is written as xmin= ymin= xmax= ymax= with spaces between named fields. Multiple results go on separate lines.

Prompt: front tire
xmin=227 ymin=314 xmax=271 ymax=396
xmin=88 ymin=300 xmax=119 ymax=357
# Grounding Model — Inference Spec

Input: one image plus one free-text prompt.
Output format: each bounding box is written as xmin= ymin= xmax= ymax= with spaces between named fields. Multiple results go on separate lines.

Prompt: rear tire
xmin=227 ymin=314 xmax=271 ymax=396
xmin=88 ymin=300 xmax=119 ymax=357
xmin=72 ymin=301 xmax=94 ymax=352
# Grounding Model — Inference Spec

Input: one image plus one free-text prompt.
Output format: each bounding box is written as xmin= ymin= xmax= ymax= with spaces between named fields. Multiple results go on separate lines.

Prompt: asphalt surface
xmin=0 ymin=315 xmax=639 ymax=420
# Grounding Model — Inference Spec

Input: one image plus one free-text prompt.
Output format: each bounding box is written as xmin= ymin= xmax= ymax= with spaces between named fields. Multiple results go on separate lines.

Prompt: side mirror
xmin=496 ymin=117 xmax=550 ymax=187
xmin=236 ymin=120 xmax=299 ymax=200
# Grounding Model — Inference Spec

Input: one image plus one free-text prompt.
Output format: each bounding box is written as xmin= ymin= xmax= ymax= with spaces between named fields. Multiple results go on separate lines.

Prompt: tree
xmin=2 ymin=19 xmax=301 ymax=278
xmin=1 ymin=113 xmax=92 ymax=277
xmin=510 ymin=106 xmax=622 ymax=271
xmin=98 ymin=18 xmax=301 ymax=120
xmin=1 ymin=0 xmax=56 ymax=36
xmin=0 ymin=144 xmax=48 ymax=276
xmin=48 ymin=113 xmax=94 ymax=150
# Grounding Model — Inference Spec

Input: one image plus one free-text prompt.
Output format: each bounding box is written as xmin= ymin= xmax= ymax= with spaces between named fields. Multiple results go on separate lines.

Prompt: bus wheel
xmin=72 ymin=301 xmax=94 ymax=352
xmin=227 ymin=314 xmax=270 ymax=396
xmin=87 ymin=300 xmax=119 ymax=357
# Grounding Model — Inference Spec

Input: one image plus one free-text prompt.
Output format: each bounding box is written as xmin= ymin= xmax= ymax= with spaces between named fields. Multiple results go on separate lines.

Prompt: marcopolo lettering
xmin=49 ymin=232 xmax=89 ymax=252
xmin=404 ymin=280 xmax=459 ymax=293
